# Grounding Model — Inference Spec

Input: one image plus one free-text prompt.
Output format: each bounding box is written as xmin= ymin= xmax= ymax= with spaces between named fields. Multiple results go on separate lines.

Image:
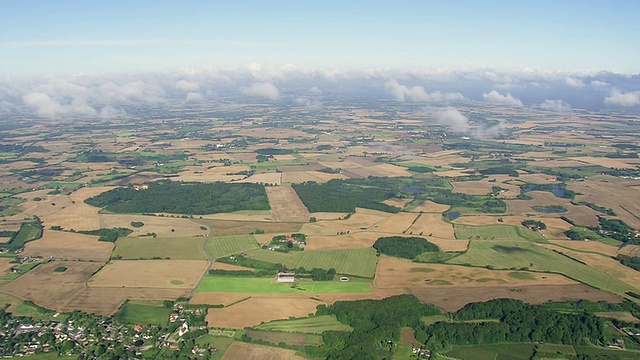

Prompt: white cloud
xmin=565 ymin=77 xmax=584 ymax=88
xmin=22 ymin=91 xmax=97 ymax=118
xmin=538 ymin=99 xmax=572 ymax=111
xmin=482 ymin=90 xmax=523 ymax=106
xmin=185 ymin=92 xmax=204 ymax=103
xmin=385 ymin=79 xmax=464 ymax=102
xmin=590 ymin=80 xmax=608 ymax=88
xmin=175 ymin=79 xmax=200 ymax=92
xmin=437 ymin=107 xmax=470 ymax=133
xmin=604 ymin=89 xmax=640 ymax=107
xmin=242 ymin=82 xmax=280 ymax=100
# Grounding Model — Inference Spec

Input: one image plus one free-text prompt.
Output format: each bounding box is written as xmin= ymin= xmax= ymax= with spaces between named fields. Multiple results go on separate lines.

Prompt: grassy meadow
xmin=254 ymin=315 xmax=353 ymax=334
xmin=114 ymin=301 xmax=172 ymax=325
xmin=244 ymin=247 xmax=379 ymax=278
xmin=454 ymin=224 xmax=545 ymax=242
xmin=196 ymin=276 xmax=371 ymax=294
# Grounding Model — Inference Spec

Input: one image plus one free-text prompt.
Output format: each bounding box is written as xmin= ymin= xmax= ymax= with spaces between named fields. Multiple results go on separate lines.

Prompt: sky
xmin=1 ymin=0 xmax=639 ymax=76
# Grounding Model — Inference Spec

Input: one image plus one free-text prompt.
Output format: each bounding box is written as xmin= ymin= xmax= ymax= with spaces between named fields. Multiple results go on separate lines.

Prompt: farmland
xmin=205 ymin=235 xmax=260 ymax=259
xmin=113 ymin=301 xmax=172 ymax=325
xmin=196 ymin=276 xmax=372 ymax=294
xmin=243 ymin=247 xmax=379 ymax=278
xmin=253 ymin=315 xmax=353 ymax=334
xmin=113 ymin=236 xmax=207 ymax=260
xmin=447 ymin=241 xmax=637 ymax=297
xmin=453 ymin=223 xmax=545 ymax=242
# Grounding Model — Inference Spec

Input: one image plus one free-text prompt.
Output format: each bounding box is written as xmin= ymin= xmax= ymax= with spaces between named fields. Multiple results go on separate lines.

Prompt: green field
xmin=114 ymin=301 xmax=172 ymax=325
xmin=454 ymin=224 xmax=545 ymax=242
xmin=443 ymin=343 xmax=536 ymax=360
xmin=113 ymin=236 xmax=207 ymax=260
xmin=254 ymin=315 xmax=353 ymax=334
xmin=196 ymin=276 xmax=372 ymax=294
xmin=205 ymin=235 xmax=260 ymax=259
xmin=244 ymin=247 xmax=379 ymax=278
xmin=447 ymin=240 xmax=636 ymax=297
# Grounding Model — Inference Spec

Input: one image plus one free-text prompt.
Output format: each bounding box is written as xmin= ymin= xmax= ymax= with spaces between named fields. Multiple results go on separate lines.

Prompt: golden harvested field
xmin=618 ymin=245 xmax=640 ymax=257
xmin=265 ymin=186 xmax=310 ymax=222
xmin=370 ymin=212 xmax=419 ymax=234
xmin=0 ymin=258 xmax=15 ymax=276
xmin=427 ymin=239 xmax=470 ymax=252
xmin=88 ymin=260 xmax=209 ymax=289
xmin=1 ymin=261 xmax=104 ymax=313
xmin=537 ymin=244 xmax=640 ymax=291
xmin=308 ymin=170 xmax=349 ymax=182
xmin=281 ymin=171 xmax=325 ymax=184
xmin=40 ymin=186 xmax=114 ymax=231
xmin=410 ymin=284 xmax=623 ymax=312
xmin=64 ymin=287 xmax=188 ymax=316
xmin=569 ymin=180 xmax=640 ymax=229
xmin=22 ymin=230 xmax=114 ymax=262
xmin=221 ymin=342 xmax=307 ymax=360
xmin=18 ymin=193 xmax=73 ymax=218
xmin=309 ymin=212 xmax=348 ymax=221
xmin=299 ymin=208 xmax=390 ymax=236
xmin=238 ymin=173 xmax=282 ymax=185
xmin=207 ymin=297 xmax=322 ymax=329
xmin=99 ymin=214 xmax=208 ymax=237
xmin=305 ymin=231 xmax=390 ymax=250
xmin=433 ymin=169 xmax=472 ymax=177
xmin=453 ymin=215 xmax=572 ymax=240
xmin=548 ymin=239 xmax=619 ymax=257
xmin=409 ymin=200 xmax=451 ymax=213
xmin=197 ymin=219 xmax=301 ymax=236
xmin=383 ymin=197 xmax=413 ymax=208
xmin=172 ymin=164 xmax=249 ymax=182
xmin=408 ymin=213 xmax=455 ymax=239
xmin=374 ymin=256 xmax=576 ymax=289
xmin=570 ymin=156 xmax=637 ymax=169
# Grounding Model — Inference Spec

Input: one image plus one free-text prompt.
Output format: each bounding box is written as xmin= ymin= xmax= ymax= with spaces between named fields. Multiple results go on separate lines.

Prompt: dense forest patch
xmin=85 ymin=180 xmax=270 ymax=214
xmin=373 ymin=236 xmax=440 ymax=259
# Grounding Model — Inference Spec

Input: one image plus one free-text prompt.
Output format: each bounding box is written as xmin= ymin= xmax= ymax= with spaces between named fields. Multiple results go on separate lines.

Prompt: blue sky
xmin=1 ymin=0 xmax=639 ymax=75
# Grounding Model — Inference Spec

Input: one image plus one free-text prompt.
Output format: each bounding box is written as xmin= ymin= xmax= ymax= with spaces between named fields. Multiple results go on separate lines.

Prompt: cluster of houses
xmin=412 ymin=346 xmax=431 ymax=358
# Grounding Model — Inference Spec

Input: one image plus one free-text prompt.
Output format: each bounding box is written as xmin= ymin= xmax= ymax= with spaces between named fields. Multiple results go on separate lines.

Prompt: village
xmin=0 ymin=302 xmax=215 ymax=359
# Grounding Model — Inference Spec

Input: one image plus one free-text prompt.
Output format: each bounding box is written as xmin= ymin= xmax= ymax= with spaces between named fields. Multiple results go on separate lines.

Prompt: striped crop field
xmin=205 ymin=235 xmax=260 ymax=259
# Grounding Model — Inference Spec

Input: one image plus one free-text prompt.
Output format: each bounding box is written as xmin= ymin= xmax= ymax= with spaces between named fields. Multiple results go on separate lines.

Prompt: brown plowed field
xmin=206 ymin=297 xmax=322 ymax=328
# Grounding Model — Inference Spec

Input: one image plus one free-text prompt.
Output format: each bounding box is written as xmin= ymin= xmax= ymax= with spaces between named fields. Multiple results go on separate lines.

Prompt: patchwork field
xmin=39 ymin=186 xmax=112 ymax=231
xmin=244 ymin=248 xmax=378 ymax=278
xmin=22 ymin=230 xmax=114 ymax=262
xmin=299 ymin=208 xmax=391 ymax=236
xmin=569 ymin=180 xmax=640 ymax=229
xmin=112 ymin=236 xmax=207 ymax=260
xmin=408 ymin=200 xmax=451 ymax=213
xmin=447 ymin=241 xmax=636 ymax=297
xmin=88 ymin=260 xmax=209 ymax=289
xmin=265 ymin=186 xmax=310 ymax=222
xmin=410 ymin=284 xmax=624 ymax=312
xmin=220 ymin=341 xmax=307 ymax=360
xmin=304 ymin=231 xmax=392 ymax=250
xmin=370 ymin=212 xmax=420 ymax=234
xmin=1 ymin=261 xmax=104 ymax=313
xmin=374 ymin=256 xmax=576 ymax=289
xmin=505 ymin=192 xmax=601 ymax=227
xmin=205 ymin=235 xmax=260 ymax=259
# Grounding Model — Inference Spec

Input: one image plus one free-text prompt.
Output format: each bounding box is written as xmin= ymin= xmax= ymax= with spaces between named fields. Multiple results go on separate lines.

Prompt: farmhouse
xmin=276 ymin=271 xmax=295 ymax=283
xmin=132 ymin=184 xmax=149 ymax=190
